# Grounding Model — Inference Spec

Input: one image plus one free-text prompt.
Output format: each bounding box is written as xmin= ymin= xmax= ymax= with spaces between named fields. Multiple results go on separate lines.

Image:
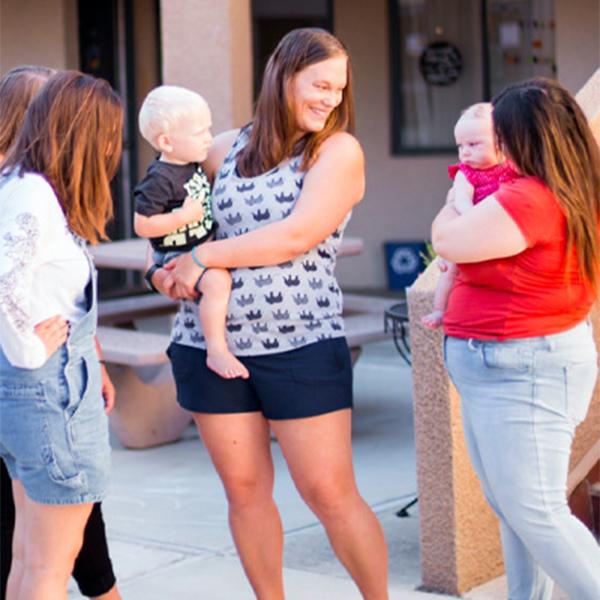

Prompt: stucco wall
xmin=160 ymin=0 xmax=253 ymax=134
xmin=0 ymin=0 xmax=77 ymax=73
xmin=408 ymin=267 xmax=504 ymax=594
xmin=569 ymin=69 xmax=600 ymax=476
xmin=555 ymin=0 xmax=600 ymax=94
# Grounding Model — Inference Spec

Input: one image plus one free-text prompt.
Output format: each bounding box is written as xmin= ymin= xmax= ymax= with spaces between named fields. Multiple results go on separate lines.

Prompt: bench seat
xmin=97 ymin=311 xmax=390 ymax=368
xmin=97 ymin=326 xmax=170 ymax=367
xmin=98 ymin=294 xmax=176 ymax=324
xmin=99 ymin=292 xmax=392 ymax=325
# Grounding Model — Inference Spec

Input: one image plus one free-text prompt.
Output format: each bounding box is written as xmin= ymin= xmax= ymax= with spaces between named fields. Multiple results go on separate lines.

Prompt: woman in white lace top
xmin=0 ymin=71 xmax=122 ymax=599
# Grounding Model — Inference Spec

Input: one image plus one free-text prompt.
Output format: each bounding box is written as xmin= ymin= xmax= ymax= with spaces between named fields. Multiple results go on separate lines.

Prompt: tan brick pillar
xmin=569 ymin=70 xmax=600 ymax=485
xmin=408 ymin=68 xmax=600 ymax=595
xmin=159 ymin=0 xmax=253 ymax=133
xmin=408 ymin=267 xmax=503 ymax=595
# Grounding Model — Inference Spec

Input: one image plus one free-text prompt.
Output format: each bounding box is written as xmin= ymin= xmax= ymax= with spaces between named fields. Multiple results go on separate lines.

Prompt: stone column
xmin=409 ymin=267 xmax=503 ymax=595
xmin=408 ymin=68 xmax=600 ymax=595
xmin=568 ymin=69 xmax=600 ymax=485
xmin=159 ymin=0 xmax=253 ymax=133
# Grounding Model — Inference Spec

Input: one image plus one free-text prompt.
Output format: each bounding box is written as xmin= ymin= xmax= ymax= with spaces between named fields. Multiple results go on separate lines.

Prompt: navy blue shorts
xmin=168 ymin=338 xmax=353 ymax=419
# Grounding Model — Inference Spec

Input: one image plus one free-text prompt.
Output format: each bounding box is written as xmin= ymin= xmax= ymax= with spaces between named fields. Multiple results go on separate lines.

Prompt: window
xmin=79 ymin=0 xmax=161 ymax=296
xmin=486 ymin=1 xmax=556 ymax=98
xmin=389 ymin=0 xmax=556 ymax=153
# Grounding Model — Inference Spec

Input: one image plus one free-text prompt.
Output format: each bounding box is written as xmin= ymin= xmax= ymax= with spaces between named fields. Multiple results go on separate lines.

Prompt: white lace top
xmin=0 ymin=172 xmax=90 ymax=369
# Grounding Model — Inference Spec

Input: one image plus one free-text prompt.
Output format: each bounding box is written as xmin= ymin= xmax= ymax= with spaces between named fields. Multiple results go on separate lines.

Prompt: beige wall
xmin=335 ymin=0 xmax=600 ymax=290
xmin=555 ymin=0 xmax=600 ymax=94
xmin=0 ymin=0 xmax=78 ymax=74
xmin=160 ymin=0 xmax=253 ymax=135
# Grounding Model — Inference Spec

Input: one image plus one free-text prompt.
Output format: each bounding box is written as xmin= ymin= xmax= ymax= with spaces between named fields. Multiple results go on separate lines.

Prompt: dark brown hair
xmin=0 ymin=65 xmax=56 ymax=156
xmin=237 ymin=28 xmax=355 ymax=177
xmin=493 ymin=78 xmax=600 ymax=289
xmin=3 ymin=70 xmax=123 ymax=243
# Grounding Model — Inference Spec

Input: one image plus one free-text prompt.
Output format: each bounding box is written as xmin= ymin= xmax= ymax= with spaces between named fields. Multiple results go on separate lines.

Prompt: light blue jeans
xmin=0 ymin=261 xmax=110 ymax=504
xmin=445 ymin=321 xmax=600 ymax=600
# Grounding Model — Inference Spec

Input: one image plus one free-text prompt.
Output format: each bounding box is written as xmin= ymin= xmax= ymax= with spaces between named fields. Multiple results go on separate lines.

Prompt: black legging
xmin=1 ymin=459 xmax=116 ymax=598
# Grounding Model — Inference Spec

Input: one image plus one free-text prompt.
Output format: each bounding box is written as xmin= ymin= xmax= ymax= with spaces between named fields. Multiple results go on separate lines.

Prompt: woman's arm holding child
xmin=168 ymin=132 xmax=365 ymax=299
xmin=432 ymin=193 xmax=527 ymax=263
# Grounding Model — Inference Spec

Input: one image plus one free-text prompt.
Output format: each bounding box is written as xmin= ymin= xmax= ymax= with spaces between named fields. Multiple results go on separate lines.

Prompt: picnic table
xmin=89 ymin=236 xmax=365 ymax=270
xmin=91 ymin=236 xmax=396 ymax=449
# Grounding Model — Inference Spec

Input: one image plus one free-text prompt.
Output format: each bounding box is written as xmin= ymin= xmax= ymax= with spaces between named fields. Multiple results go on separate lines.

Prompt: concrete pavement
xmin=68 ymin=338 xmax=566 ymax=599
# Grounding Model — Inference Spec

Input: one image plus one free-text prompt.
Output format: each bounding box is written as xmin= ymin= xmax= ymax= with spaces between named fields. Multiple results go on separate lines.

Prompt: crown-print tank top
xmin=170 ymin=127 xmax=351 ymax=356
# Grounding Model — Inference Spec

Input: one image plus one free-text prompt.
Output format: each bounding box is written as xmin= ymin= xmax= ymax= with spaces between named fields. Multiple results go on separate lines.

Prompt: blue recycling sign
xmin=384 ymin=241 xmax=427 ymax=290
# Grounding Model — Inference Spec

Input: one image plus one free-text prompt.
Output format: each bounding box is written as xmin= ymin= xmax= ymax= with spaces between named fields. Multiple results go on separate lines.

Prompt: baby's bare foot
xmin=207 ymin=350 xmax=250 ymax=379
xmin=421 ymin=310 xmax=444 ymax=330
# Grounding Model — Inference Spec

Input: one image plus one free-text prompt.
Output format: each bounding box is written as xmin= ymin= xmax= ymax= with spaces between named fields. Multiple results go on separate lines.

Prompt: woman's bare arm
xmin=432 ymin=194 xmax=527 ymax=263
xmin=168 ymin=132 xmax=365 ymax=297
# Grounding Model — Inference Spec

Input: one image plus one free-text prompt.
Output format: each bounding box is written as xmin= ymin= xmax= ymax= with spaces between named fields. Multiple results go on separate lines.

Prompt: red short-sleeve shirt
xmin=443 ymin=177 xmax=596 ymax=340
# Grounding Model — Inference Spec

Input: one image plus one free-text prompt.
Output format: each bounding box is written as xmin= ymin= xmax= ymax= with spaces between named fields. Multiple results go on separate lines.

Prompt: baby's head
xmin=138 ymin=85 xmax=212 ymax=164
xmin=454 ymin=102 xmax=502 ymax=170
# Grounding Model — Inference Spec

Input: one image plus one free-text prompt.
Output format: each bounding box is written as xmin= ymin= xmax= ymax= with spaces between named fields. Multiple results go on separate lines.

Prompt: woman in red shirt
xmin=433 ymin=78 xmax=600 ymax=600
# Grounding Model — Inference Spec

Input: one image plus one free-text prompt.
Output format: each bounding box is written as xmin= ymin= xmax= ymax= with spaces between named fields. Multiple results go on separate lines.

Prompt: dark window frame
xmin=388 ymin=0 xmax=489 ymax=155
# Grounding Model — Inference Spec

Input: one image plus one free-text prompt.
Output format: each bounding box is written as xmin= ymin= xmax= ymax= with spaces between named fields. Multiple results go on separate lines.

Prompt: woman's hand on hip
xmin=100 ymin=364 xmax=116 ymax=414
xmin=34 ymin=315 xmax=69 ymax=358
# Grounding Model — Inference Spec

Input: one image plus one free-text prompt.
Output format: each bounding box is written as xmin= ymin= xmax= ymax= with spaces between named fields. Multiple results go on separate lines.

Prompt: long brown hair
xmin=3 ymin=70 xmax=123 ymax=243
xmin=493 ymin=78 xmax=600 ymax=289
xmin=237 ymin=28 xmax=355 ymax=177
xmin=0 ymin=65 xmax=56 ymax=156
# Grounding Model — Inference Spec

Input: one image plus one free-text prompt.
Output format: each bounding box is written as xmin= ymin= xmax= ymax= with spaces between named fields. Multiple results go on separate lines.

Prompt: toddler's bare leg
xmin=198 ymin=269 xmax=249 ymax=379
xmin=421 ymin=263 xmax=457 ymax=329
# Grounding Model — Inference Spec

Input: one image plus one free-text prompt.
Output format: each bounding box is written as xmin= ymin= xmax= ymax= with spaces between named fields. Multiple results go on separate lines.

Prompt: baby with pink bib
xmin=422 ymin=103 xmax=519 ymax=329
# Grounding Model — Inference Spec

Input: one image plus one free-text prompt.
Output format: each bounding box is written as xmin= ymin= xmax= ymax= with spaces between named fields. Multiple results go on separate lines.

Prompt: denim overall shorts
xmin=0 ymin=249 xmax=110 ymax=504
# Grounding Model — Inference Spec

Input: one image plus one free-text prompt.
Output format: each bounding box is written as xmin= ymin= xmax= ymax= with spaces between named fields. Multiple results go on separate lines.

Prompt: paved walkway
xmin=68 ymin=338 xmax=566 ymax=599
xmin=68 ymin=339 xmax=438 ymax=599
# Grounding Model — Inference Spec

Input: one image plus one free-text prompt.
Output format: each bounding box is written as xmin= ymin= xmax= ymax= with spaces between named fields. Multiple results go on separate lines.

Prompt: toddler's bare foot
xmin=207 ymin=350 xmax=250 ymax=379
xmin=421 ymin=310 xmax=444 ymax=329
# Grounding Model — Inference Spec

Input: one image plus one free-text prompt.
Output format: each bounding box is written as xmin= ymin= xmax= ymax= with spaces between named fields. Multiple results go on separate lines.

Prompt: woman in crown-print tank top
xmin=152 ymin=28 xmax=390 ymax=600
